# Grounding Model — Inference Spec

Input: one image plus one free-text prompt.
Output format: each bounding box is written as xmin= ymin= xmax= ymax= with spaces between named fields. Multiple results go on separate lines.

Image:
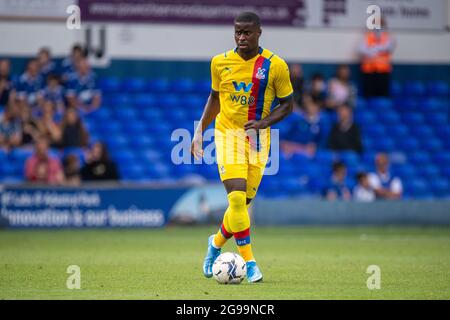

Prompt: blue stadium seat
xmin=377 ymin=110 xmax=400 ymax=125
xmin=105 ymin=135 xmax=129 ymax=150
xmin=123 ymin=121 xmax=148 ymax=135
xmin=9 ymin=148 xmax=33 ymax=163
xmin=133 ymin=93 xmax=157 ymax=108
xmin=419 ymin=139 xmax=443 ymax=152
xmin=392 ymin=164 xmax=416 ymax=179
xmin=395 ymin=137 xmax=419 ymax=151
xmin=114 ymin=107 xmax=138 ymax=121
xmin=390 ymin=81 xmax=402 ymax=96
xmin=120 ymin=164 xmax=146 ymax=181
xmin=354 ymin=110 xmax=376 ymax=124
xmin=427 ymin=81 xmax=450 ymax=97
xmin=314 ymin=150 xmax=335 ymax=166
xmin=401 ymin=113 xmax=424 ymax=126
xmin=194 ymin=79 xmax=212 ymax=94
xmin=388 ymin=124 xmax=409 ymax=138
xmin=147 ymin=78 xmax=170 ymax=93
xmin=368 ymin=98 xmax=393 ymax=111
xmin=170 ymin=78 xmax=195 ymax=93
xmin=403 ymin=81 xmax=426 ymax=97
xmin=141 ymin=108 xmax=163 ymax=120
xmin=432 ymin=152 xmax=450 ymax=166
xmin=157 ymin=95 xmax=180 ymax=109
xmin=88 ymin=107 xmax=112 ymax=121
xmin=122 ymin=77 xmax=146 ymax=92
xmin=408 ymin=178 xmax=429 ymax=198
xmin=425 ymin=112 xmax=447 ymax=127
xmin=109 ymin=93 xmax=132 ymax=106
xmin=395 ymin=97 xmax=418 ymax=111
xmin=98 ymin=77 xmax=121 ymax=93
xmin=373 ymin=138 xmax=396 ymax=152
xmin=129 ymin=135 xmax=155 ymax=149
xmin=430 ymin=179 xmax=449 ymax=197
xmin=364 ymin=125 xmax=386 ymax=137
xmin=419 ymin=98 xmax=447 ymax=112
xmin=435 ymin=127 xmax=450 ymax=141
xmin=408 ymin=152 xmax=431 ymax=166
xmin=410 ymin=126 xmax=434 ymax=139
xmin=336 ymin=151 xmax=360 ymax=167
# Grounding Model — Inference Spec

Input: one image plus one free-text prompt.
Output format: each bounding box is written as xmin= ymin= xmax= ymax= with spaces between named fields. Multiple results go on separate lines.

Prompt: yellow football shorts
xmin=214 ymin=115 xmax=270 ymax=199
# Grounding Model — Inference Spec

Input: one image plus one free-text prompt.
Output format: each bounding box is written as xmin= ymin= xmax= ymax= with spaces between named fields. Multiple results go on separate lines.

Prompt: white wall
xmin=1 ymin=21 xmax=450 ymax=63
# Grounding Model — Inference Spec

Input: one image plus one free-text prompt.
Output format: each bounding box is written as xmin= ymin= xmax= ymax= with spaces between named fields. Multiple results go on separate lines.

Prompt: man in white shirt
xmin=368 ymin=153 xmax=403 ymax=200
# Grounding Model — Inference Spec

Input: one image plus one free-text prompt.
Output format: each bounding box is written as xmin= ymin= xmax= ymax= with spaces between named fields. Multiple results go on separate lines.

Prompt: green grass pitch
xmin=1 ymin=226 xmax=449 ymax=299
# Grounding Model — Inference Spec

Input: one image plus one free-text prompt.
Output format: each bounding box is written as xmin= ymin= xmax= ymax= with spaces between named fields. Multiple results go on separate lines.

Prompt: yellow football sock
xmin=213 ymin=208 xmax=233 ymax=248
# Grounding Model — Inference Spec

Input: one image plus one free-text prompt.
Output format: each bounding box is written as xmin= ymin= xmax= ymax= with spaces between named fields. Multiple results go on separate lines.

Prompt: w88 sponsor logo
xmin=230 ymin=94 xmax=255 ymax=106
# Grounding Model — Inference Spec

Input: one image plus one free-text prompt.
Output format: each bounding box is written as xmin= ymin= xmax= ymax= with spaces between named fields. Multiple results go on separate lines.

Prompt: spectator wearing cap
xmin=327 ymin=104 xmax=363 ymax=154
xmin=368 ymin=153 xmax=403 ymax=199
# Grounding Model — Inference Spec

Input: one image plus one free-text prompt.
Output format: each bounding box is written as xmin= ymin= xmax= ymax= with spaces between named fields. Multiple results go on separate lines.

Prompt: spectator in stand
xmin=353 ymin=172 xmax=375 ymax=202
xmin=0 ymin=101 xmax=22 ymax=151
xmin=36 ymin=100 xmax=62 ymax=146
xmin=24 ymin=135 xmax=64 ymax=185
xmin=81 ymin=142 xmax=119 ymax=181
xmin=59 ymin=107 xmax=89 ymax=148
xmin=37 ymin=74 xmax=65 ymax=112
xmin=61 ymin=44 xmax=86 ymax=82
xmin=289 ymin=63 xmax=304 ymax=110
xmin=63 ymin=154 xmax=81 ymax=186
xmin=0 ymin=59 xmax=14 ymax=106
xmin=37 ymin=47 xmax=57 ymax=80
xmin=358 ymin=17 xmax=395 ymax=98
xmin=324 ymin=161 xmax=351 ymax=201
xmin=281 ymin=95 xmax=324 ymax=158
xmin=327 ymin=104 xmax=363 ymax=154
xmin=65 ymin=58 xmax=101 ymax=113
xmin=20 ymin=106 xmax=40 ymax=147
xmin=368 ymin=153 xmax=403 ymax=199
xmin=326 ymin=64 xmax=357 ymax=110
xmin=307 ymin=73 xmax=327 ymax=110
xmin=15 ymin=59 xmax=43 ymax=109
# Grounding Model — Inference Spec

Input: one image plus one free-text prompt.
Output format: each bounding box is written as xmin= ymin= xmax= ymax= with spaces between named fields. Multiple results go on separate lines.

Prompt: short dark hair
xmin=332 ymin=161 xmax=346 ymax=173
xmin=234 ymin=12 xmax=261 ymax=28
xmin=356 ymin=171 xmax=367 ymax=182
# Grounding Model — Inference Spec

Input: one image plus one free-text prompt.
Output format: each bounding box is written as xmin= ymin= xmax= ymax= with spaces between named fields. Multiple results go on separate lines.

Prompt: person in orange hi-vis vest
xmin=359 ymin=18 xmax=395 ymax=98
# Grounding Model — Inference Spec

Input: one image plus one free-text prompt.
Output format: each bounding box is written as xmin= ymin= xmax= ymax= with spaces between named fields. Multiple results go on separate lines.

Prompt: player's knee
xmin=227 ymin=191 xmax=247 ymax=212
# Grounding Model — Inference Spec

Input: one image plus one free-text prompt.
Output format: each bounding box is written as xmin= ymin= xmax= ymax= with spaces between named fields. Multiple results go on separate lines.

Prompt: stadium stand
xmin=0 ymin=62 xmax=449 ymax=200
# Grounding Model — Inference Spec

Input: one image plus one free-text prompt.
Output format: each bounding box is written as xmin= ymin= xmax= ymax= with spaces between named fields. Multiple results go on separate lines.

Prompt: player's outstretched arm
xmin=191 ymin=90 xmax=220 ymax=160
xmin=244 ymin=95 xmax=293 ymax=131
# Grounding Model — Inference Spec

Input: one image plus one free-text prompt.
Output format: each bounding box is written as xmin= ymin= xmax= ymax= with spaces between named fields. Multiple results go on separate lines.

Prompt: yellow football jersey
xmin=211 ymin=47 xmax=293 ymax=128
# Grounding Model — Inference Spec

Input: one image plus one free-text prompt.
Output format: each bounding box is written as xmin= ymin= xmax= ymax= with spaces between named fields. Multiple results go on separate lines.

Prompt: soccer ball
xmin=212 ymin=252 xmax=247 ymax=284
